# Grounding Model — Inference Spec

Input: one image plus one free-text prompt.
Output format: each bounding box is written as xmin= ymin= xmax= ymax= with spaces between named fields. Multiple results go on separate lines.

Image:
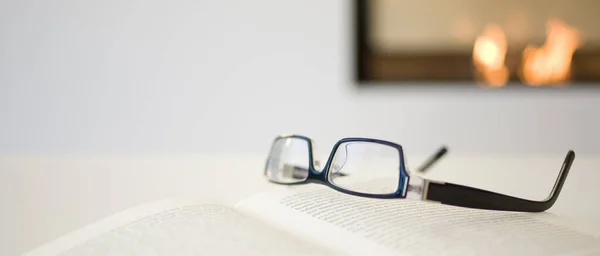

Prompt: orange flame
xmin=521 ymin=19 xmax=581 ymax=86
xmin=472 ymin=24 xmax=509 ymax=87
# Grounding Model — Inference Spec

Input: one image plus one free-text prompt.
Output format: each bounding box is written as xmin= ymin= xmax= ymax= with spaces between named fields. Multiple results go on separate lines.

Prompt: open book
xmin=25 ymin=184 xmax=600 ymax=256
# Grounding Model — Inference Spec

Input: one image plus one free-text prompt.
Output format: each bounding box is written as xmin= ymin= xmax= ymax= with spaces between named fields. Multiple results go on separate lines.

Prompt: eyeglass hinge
xmin=422 ymin=179 xmax=445 ymax=202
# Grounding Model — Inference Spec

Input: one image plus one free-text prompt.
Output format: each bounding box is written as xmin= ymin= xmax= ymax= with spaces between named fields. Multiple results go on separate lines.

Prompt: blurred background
xmin=1 ymin=0 xmax=599 ymax=157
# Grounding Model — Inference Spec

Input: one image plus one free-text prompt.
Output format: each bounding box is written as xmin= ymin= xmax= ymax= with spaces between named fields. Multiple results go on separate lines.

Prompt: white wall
xmin=1 ymin=0 xmax=599 ymax=156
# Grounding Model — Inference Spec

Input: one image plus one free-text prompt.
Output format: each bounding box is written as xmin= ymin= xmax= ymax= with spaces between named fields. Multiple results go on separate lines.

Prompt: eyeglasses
xmin=263 ymin=135 xmax=575 ymax=213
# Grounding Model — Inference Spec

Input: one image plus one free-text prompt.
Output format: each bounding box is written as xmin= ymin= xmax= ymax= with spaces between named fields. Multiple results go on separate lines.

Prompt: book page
xmin=25 ymin=198 xmax=333 ymax=256
xmin=236 ymin=186 xmax=600 ymax=256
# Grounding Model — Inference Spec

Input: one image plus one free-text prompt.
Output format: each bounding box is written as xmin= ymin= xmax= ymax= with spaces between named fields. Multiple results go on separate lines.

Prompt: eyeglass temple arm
xmin=415 ymin=146 xmax=448 ymax=173
xmin=422 ymin=150 xmax=575 ymax=212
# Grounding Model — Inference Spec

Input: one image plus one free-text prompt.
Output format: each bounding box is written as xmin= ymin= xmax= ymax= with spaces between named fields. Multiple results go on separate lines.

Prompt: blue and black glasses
xmin=264 ymin=134 xmax=575 ymax=213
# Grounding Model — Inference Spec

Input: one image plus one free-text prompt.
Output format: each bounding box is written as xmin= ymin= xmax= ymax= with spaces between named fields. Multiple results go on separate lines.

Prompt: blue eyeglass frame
xmin=265 ymin=135 xmax=577 ymax=213
xmin=264 ymin=134 xmax=411 ymax=199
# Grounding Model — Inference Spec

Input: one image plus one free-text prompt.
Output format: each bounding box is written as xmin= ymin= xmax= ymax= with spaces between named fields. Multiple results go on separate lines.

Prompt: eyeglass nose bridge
xmin=305 ymin=167 xmax=327 ymax=182
xmin=304 ymin=158 xmax=340 ymax=185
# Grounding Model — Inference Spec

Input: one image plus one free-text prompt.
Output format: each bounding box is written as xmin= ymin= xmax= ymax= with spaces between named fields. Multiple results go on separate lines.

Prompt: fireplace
xmin=355 ymin=0 xmax=600 ymax=87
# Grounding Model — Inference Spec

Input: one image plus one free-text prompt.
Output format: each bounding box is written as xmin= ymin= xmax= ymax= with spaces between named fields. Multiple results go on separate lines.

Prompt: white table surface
xmin=2 ymin=153 xmax=599 ymax=255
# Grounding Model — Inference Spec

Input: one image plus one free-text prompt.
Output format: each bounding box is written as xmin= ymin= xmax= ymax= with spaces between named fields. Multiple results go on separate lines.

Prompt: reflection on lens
xmin=265 ymin=137 xmax=310 ymax=183
xmin=328 ymin=142 xmax=400 ymax=195
xmin=330 ymin=142 xmax=348 ymax=176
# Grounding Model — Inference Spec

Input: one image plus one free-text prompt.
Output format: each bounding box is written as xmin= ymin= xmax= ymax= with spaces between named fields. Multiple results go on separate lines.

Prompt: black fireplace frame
xmin=354 ymin=0 xmax=600 ymax=85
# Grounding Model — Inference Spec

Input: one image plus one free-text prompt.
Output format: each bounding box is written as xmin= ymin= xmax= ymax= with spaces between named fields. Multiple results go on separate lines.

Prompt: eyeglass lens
xmin=328 ymin=142 xmax=400 ymax=195
xmin=265 ymin=137 xmax=310 ymax=183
